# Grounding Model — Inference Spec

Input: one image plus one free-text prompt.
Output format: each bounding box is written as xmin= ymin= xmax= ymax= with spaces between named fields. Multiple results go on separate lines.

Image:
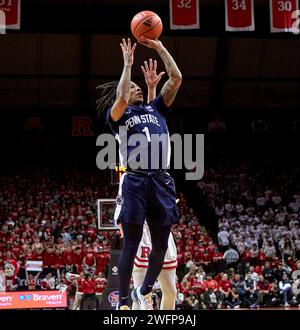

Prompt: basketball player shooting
xmin=96 ymin=37 xmax=182 ymax=310
xmin=132 ymin=59 xmax=177 ymax=310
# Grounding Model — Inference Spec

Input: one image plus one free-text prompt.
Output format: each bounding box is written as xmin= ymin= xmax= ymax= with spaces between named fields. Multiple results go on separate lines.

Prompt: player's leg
xmin=72 ymin=291 xmax=80 ymax=310
xmin=117 ymin=223 xmax=143 ymax=308
xmin=157 ymin=269 xmax=177 ymax=310
xmin=139 ymin=223 xmax=171 ymax=295
xmin=115 ymin=173 xmax=147 ymax=308
xmin=132 ymin=269 xmax=146 ymax=310
xmin=138 ymin=173 xmax=178 ymax=296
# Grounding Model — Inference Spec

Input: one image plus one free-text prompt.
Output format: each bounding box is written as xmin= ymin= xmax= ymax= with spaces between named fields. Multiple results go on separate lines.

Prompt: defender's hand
xmin=141 ymin=58 xmax=165 ymax=89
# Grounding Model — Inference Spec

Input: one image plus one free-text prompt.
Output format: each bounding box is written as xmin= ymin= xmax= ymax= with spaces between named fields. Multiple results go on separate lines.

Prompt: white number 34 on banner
xmin=225 ymin=0 xmax=255 ymax=31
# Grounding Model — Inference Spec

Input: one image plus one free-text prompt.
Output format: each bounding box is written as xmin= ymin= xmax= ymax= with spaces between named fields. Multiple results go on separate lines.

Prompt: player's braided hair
xmin=96 ymin=81 xmax=119 ymax=117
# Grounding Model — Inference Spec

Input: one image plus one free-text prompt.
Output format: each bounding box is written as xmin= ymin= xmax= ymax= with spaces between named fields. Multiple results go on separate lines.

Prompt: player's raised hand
xmin=120 ymin=38 xmax=137 ymax=66
xmin=138 ymin=38 xmax=163 ymax=51
xmin=141 ymin=58 xmax=165 ymax=90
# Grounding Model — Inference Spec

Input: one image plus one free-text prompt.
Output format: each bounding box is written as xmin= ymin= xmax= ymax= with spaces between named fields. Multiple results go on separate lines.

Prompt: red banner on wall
xmin=225 ymin=0 xmax=255 ymax=31
xmin=270 ymin=0 xmax=299 ymax=32
xmin=0 ymin=0 xmax=21 ymax=30
xmin=170 ymin=0 xmax=200 ymax=29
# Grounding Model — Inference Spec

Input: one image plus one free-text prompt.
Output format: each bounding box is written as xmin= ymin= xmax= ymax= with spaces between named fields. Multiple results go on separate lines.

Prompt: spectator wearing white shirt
xmin=294 ymin=235 xmax=300 ymax=260
xmin=279 ymin=273 xmax=292 ymax=306
xmin=279 ymin=237 xmax=295 ymax=261
xmin=263 ymin=241 xmax=277 ymax=260
xmin=256 ymin=194 xmax=267 ymax=210
xmin=290 ymin=223 xmax=300 ymax=239
xmin=271 ymin=224 xmax=281 ymax=242
xmin=288 ymin=199 xmax=300 ymax=213
xmin=218 ymin=218 xmax=230 ymax=230
xmin=246 ymin=235 xmax=259 ymax=250
xmin=236 ymin=239 xmax=246 ymax=256
xmin=61 ymin=228 xmax=72 ymax=243
xmin=291 ymin=262 xmax=300 ymax=281
xmin=248 ymin=266 xmax=259 ymax=283
xmin=288 ymin=217 xmax=298 ymax=229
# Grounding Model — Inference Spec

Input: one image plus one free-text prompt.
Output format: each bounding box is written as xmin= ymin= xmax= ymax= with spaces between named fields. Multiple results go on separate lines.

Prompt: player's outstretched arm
xmin=139 ymin=38 xmax=182 ymax=108
xmin=111 ymin=38 xmax=137 ymax=122
xmin=141 ymin=58 xmax=165 ymax=103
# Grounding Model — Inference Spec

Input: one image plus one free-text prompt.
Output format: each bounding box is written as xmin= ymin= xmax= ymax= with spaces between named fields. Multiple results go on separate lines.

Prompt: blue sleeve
xmin=150 ymin=94 xmax=171 ymax=116
xmin=106 ymin=107 xmax=114 ymax=124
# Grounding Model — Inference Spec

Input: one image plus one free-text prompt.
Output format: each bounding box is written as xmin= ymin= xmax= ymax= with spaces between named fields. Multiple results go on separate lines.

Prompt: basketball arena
xmin=0 ymin=0 xmax=300 ymax=316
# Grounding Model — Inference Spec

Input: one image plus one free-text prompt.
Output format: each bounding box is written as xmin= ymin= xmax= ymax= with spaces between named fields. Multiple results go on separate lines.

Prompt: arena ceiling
xmin=0 ymin=0 xmax=299 ymax=115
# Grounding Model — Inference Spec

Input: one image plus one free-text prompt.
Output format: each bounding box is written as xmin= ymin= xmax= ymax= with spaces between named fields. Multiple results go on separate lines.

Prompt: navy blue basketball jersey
xmin=106 ymin=94 xmax=171 ymax=171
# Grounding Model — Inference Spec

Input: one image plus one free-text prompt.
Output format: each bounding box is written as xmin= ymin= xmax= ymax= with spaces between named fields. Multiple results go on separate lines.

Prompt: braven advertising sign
xmin=0 ymin=290 xmax=67 ymax=309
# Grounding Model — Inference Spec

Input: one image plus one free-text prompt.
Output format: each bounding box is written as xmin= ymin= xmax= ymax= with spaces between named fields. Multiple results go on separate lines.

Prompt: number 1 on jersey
xmin=142 ymin=127 xmax=151 ymax=142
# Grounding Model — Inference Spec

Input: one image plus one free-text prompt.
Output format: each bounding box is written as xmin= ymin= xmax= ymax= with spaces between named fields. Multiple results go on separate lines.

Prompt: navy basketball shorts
xmin=114 ymin=172 xmax=179 ymax=228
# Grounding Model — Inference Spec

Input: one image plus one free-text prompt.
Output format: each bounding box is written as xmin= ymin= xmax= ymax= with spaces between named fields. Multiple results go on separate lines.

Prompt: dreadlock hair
xmin=96 ymin=81 xmax=119 ymax=118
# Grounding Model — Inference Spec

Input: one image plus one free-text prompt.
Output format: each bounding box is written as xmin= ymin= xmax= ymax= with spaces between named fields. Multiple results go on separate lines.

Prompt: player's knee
xmin=162 ymin=286 xmax=177 ymax=300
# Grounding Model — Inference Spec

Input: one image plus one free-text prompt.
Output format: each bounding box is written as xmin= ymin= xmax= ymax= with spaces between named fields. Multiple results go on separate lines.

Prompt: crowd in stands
xmin=0 ymin=164 xmax=112 ymax=308
xmin=174 ymin=160 xmax=300 ymax=309
xmin=1 ymin=160 xmax=300 ymax=309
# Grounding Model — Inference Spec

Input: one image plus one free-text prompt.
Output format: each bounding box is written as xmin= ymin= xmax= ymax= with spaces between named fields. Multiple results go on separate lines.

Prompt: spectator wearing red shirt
xmin=53 ymin=249 xmax=63 ymax=272
xmin=95 ymin=248 xmax=108 ymax=274
xmin=212 ymin=248 xmax=224 ymax=274
xmin=200 ymin=249 xmax=212 ymax=272
xmin=202 ymin=273 xmax=219 ymax=292
xmin=219 ymin=273 xmax=232 ymax=304
xmin=24 ymin=248 xmax=34 ymax=263
xmin=180 ymin=277 xmax=192 ymax=296
xmin=86 ymin=225 xmax=97 ymax=242
xmin=43 ymin=247 xmax=55 ymax=270
xmin=73 ymin=247 xmax=83 ymax=274
xmin=0 ymin=252 xmax=4 ymax=270
xmin=11 ymin=242 xmax=21 ymax=261
xmin=62 ymin=246 xmax=75 ymax=272
xmin=33 ymin=247 xmax=44 ymax=263
xmin=95 ymin=272 xmax=108 ymax=306
xmin=80 ymin=273 xmax=99 ymax=310
xmin=257 ymin=249 xmax=267 ymax=266
xmin=83 ymin=246 xmax=96 ymax=273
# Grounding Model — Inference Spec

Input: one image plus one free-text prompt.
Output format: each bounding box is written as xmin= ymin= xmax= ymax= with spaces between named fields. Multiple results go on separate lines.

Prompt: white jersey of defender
xmin=133 ymin=222 xmax=177 ymax=271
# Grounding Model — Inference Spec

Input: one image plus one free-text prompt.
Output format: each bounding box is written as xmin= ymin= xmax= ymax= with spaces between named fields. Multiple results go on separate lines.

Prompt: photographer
xmin=201 ymin=288 xmax=220 ymax=310
xmin=224 ymin=286 xmax=241 ymax=309
xmin=266 ymin=280 xmax=281 ymax=307
xmin=244 ymin=284 xmax=259 ymax=309
xmin=80 ymin=273 xmax=99 ymax=310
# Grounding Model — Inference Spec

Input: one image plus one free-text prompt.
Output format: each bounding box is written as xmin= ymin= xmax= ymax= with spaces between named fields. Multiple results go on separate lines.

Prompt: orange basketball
xmin=130 ymin=11 xmax=163 ymax=42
